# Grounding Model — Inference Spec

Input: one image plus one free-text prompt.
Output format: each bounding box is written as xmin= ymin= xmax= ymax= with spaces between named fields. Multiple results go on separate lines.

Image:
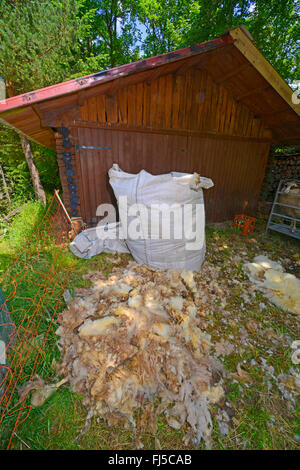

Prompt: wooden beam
xmin=173 ymin=54 xmax=207 ymax=76
xmin=77 ymin=91 xmax=85 ymax=106
xmin=263 ymin=119 xmax=300 ymax=128
xmin=0 ymin=114 xmax=55 ymax=149
xmin=277 ymin=136 xmax=300 ymax=142
xmin=229 ymin=26 xmax=300 ymax=117
xmin=236 ymin=84 xmax=270 ymax=101
xmin=106 ymin=78 xmax=123 ymax=97
xmin=41 ymin=104 xmax=81 ymax=127
xmin=193 ymin=48 xmax=224 ymax=74
xmin=32 ymin=103 xmax=44 ymax=122
xmin=145 ymin=66 xmax=169 ymax=85
xmin=260 ymin=107 xmax=292 ymax=118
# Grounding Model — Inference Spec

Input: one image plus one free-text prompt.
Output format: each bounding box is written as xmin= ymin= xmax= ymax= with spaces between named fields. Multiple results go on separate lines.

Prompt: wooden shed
xmin=0 ymin=26 xmax=299 ymax=224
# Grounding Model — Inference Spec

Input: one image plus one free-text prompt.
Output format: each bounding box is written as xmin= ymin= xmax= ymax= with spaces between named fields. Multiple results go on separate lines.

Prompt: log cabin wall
xmin=58 ymin=67 xmax=272 ymax=223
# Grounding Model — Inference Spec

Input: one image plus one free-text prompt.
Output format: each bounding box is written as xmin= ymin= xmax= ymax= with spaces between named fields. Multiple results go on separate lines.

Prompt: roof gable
xmin=0 ymin=26 xmax=299 ymax=148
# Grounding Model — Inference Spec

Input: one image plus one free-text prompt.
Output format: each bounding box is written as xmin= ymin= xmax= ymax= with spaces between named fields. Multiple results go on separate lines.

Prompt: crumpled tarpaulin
xmin=56 ymin=262 xmax=226 ymax=447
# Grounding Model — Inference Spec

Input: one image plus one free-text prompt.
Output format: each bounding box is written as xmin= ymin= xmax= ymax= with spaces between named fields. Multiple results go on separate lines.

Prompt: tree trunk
xmin=20 ymin=134 xmax=46 ymax=205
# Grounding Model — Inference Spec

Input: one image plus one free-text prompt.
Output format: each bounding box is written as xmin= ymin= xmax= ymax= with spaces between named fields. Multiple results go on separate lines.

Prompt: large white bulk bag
xmin=108 ymin=164 xmax=213 ymax=271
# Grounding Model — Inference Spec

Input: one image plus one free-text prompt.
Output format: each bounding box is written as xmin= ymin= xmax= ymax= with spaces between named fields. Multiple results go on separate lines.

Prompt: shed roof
xmin=0 ymin=25 xmax=299 ymax=149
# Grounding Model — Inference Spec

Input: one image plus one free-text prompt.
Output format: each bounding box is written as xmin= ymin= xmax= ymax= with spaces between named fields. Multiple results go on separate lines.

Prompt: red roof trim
xmin=0 ymin=35 xmax=233 ymax=113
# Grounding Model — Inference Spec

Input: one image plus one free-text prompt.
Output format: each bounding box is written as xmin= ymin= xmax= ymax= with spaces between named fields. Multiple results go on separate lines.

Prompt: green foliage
xmin=0 ymin=125 xmax=30 ymax=213
xmin=0 ymin=0 xmax=83 ymax=94
xmin=0 ymin=0 xmax=298 ymax=212
xmin=2 ymin=160 xmax=34 ymax=204
xmin=274 ymin=145 xmax=300 ymax=155
xmin=137 ymin=0 xmax=197 ymax=55
xmin=73 ymin=0 xmax=141 ymax=69
xmin=137 ymin=0 xmax=300 ymax=83
xmin=2 ymin=1 xmax=296 ymax=92
xmin=0 ymin=124 xmax=61 ymax=215
xmin=0 ymin=0 xmax=85 ymax=212
xmin=245 ymin=0 xmax=300 ymax=84
xmin=30 ymin=145 xmax=61 ymax=196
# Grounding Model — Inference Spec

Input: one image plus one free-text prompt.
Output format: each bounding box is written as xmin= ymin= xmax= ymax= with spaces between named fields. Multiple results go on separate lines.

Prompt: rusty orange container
xmin=233 ymin=214 xmax=256 ymax=235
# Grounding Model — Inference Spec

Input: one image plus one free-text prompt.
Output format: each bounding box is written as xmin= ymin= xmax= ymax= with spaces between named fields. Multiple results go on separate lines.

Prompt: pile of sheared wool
xmin=56 ymin=261 xmax=226 ymax=447
xmin=243 ymin=255 xmax=300 ymax=315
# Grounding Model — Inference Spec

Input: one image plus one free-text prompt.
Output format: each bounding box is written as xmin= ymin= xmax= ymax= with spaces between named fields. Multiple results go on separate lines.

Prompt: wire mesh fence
xmin=0 ymin=192 xmax=73 ymax=449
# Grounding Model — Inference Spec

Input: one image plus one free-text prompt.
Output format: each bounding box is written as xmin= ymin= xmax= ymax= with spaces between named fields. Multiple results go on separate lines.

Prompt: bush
xmin=0 ymin=124 xmax=61 ymax=217
xmin=8 ymin=201 xmax=46 ymax=250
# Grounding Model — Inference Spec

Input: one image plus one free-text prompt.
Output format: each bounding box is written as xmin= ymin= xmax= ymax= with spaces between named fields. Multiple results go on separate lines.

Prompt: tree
xmin=137 ymin=0 xmax=196 ymax=56
xmin=0 ymin=0 xmax=141 ymax=207
xmin=187 ymin=1 xmax=299 ymax=83
xmin=245 ymin=0 xmax=300 ymax=84
xmin=0 ymin=0 xmax=83 ymax=95
xmin=0 ymin=124 xmax=36 ymax=213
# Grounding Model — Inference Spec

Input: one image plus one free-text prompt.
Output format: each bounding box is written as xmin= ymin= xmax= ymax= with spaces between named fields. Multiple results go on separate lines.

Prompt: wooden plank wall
xmin=57 ymin=66 xmax=271 ymax=223
xmin=79 ymin=68 xmax=268 ymax=140
xmin=75 ymin=126 xmax=270 ymax=224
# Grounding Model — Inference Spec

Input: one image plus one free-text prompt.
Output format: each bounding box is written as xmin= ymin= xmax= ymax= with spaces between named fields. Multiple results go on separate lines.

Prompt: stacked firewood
xmin=262 ymin=154 xmax=300 ymax=202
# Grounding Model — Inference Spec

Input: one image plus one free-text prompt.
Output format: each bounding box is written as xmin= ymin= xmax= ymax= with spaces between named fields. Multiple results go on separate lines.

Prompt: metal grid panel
xmin=265 ymin=179 xmax=300 ymax=240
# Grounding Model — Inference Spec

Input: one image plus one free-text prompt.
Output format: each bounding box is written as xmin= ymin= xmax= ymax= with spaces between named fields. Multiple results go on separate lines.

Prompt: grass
xmin=0 ymin=201 xmax=129 ymax=449
xmin=0 ymin=204 xmax=299 ymax=450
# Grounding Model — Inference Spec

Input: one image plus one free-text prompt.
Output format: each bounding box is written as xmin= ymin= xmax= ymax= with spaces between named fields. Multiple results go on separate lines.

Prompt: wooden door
xmin=76 ymin=126 xmax=188 ymax=224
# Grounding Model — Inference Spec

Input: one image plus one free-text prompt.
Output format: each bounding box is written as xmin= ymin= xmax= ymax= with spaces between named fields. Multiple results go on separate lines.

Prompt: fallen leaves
xmin=231 ymin=364 xmax=252 ymax=383
xmin=263 ymin=328 xmax=279 ymax=342
xmin=246 ymin=321 xmax=260 ymax=335
xmin=215 ymin=340 xmax=234 ymax=357
xmin=278 ymin=375 xmax=300 ymax=395
xmin=17 ymin=375 xmax=68 ymax=407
